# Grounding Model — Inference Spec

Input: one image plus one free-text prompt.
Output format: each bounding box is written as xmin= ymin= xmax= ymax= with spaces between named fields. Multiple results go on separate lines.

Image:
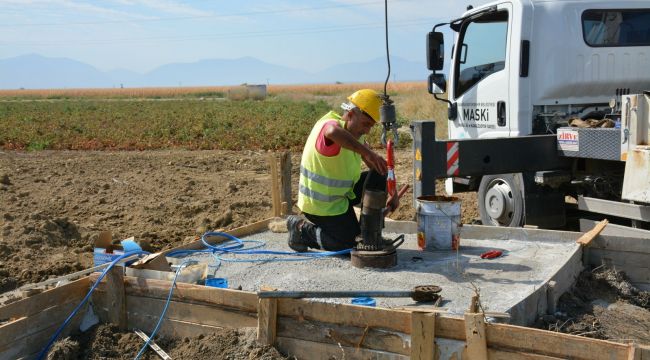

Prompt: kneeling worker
xmin=287 ymin=89 xmax=398 ymax=252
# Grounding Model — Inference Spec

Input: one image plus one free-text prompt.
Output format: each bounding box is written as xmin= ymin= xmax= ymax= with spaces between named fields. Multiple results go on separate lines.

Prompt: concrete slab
xmin=174 ymin=223 xmax=582 ymax=325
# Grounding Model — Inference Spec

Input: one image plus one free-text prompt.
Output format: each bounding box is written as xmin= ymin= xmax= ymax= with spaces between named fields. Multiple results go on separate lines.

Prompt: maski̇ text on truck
xmin=416 ymin=0 xmax=650 ymax=229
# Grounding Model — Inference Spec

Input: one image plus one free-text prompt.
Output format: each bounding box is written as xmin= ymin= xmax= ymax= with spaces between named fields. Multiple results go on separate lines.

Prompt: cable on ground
xmin=37 ymin=250 xmax=150 ymax=360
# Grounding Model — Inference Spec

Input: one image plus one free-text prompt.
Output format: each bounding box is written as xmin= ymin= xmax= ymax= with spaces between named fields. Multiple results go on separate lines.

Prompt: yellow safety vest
xmin=297 ymin=111 xmax=362 ymax=216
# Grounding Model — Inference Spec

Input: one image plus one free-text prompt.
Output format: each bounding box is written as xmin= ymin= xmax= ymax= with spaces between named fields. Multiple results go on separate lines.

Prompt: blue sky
xmin=0 ymin=0 xmax=470 ymax=73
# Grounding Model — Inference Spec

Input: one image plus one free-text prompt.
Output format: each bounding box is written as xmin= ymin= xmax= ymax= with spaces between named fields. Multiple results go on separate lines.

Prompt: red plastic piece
xmin=386 ymin=139 xmax=396 ymax=197
xmin=480 ymin=250 xmax=503 ymax=259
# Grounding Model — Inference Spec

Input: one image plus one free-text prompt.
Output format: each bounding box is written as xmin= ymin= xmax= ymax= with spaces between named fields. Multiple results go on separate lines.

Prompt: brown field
xmin=0 ymin=81 xmax=427 ymax=99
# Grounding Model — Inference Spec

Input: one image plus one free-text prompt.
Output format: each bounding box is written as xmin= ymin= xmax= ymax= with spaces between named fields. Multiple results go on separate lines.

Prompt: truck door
xmin=449 ymin=4 xmax=511 ymax=139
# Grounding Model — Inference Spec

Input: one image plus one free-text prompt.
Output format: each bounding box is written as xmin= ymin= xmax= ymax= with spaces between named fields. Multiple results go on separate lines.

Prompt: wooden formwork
xmin=0 ymin=277 xmax=90 ymax=359
xmin=2 ymin=271 xmax=647 ymax=360
xmin=1 ymin=219 xmax=649 ymax=359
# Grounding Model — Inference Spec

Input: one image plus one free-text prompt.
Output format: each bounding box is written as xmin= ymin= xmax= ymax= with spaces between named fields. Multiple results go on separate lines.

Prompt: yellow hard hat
xmin=347 ymin=89 xmax=381 ymax=123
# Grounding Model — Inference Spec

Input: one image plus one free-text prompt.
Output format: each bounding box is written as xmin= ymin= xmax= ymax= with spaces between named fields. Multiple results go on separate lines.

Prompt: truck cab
xmin=424 ymin=0 xmax=650 ymax=228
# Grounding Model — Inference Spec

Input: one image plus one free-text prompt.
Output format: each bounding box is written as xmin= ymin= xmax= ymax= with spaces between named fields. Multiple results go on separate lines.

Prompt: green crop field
xmin=0 ymin=82 xmax=448 ymax=151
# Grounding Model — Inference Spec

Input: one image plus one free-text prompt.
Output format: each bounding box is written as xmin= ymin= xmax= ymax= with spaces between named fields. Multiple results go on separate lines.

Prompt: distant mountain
xmin=0 ymin=54 xmax=426 ymax=89
xmin=0 ymin=54 xmax=112 ymax=89
xmin=143 ymin=57 xmax=309 ymax=87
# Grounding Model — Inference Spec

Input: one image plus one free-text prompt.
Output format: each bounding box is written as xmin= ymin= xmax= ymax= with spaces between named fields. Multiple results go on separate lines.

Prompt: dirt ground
xmin=1 ymin=148 xmax=648 ymax=356
xmin=536 ymin=267 xmax=650 ymax=344
xmin=0 ymin=149 xmax=476 ymax=292
xmin=47 ymin=324 xmax=288 ymax=360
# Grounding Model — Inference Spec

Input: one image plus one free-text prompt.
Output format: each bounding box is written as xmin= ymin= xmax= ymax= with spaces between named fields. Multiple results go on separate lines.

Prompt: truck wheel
xmin=478 ymin=173 xmax=525 ymax=227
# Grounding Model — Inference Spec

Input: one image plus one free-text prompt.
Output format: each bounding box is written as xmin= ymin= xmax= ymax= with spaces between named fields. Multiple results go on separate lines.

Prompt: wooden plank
xmin=124 ymin=294 xmax=257 ymax=328
xmin=279 ymin=151 xmax=292 ymax=215
xmin=12 ymin=261 xmax=112 ymax=294
xmin=410 ymin=311 xmax=435 ymax=360
xmin=464 ymin=313 xmax=487 ymax=360
xmin=486 ymin=323 xmax=630 ymax=360
xmin=105 ymin=266 xmax=126 ymax=330
xmin=0 ymin=305 xmax=87 ymax=360
xmin=276 ymin=336 xmax=408 ymax=360
xmin=162 ymin=218 xmax=271 ymax=253
xmin=89 ymin=274 xmax=258 ymax=312
xmin=277 ymin=298 xmax=467 ymax=340
xmin=629 ymin=344 xmax=639 ymax=360
xmin=0 ymin=277 xmax=89 ymax=321
xmin=257 ymin=298 xmax=278 ymax=345
xmin=277 ymin=298 xmax=412 ymax=334
xmin=577 ymin=219 xmax=609 ymax=246
xmin=268 ymin=153 xmax=281 ymax=217
xmin=487 ymin=349 xmax=565 ymax=360
xmin=0 ymin=300 xmax=86 ymax=351
xmin=637 ymin=344 xmax=650 ymax=360
xmin=226 ymin=218 xmax=272 ymax=238
xmin=134 ymin=329 xmax=173 ymax=360
xmin=277 ymin=316 xmax=410 ymax=356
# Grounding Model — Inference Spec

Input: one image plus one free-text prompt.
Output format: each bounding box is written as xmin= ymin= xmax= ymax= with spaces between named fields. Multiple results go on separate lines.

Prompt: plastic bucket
xmin=205 ymin=277 xmax=228 ymax=288
xmin=416 ymin=195 xmax=461 ymax=251
xmin=351 ymin=297 xmax=376 ymax=307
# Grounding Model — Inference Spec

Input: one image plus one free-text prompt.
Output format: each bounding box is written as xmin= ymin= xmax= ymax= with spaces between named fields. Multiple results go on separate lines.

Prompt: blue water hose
xmin=165 ymin=231 xmax=352 ymax=265
xmin=134 ymin=260 xmax=190 ymax=359
xmin=37 ymin=250 xmax=149 ymax=360
xmin=40 ymin=230 xmax=348 ymax=359
xmin=199 ymin=231 xmax=352 ymax=258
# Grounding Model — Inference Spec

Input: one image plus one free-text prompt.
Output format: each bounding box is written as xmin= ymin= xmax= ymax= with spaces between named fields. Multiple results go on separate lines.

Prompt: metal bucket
xmin=416 ymin=196 xmax=461 ymax=251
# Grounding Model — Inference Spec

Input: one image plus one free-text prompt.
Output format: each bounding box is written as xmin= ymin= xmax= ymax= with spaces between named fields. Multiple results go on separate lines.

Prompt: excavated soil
xmin=47 ymin=324 xmax=289 ymax=360
xmin=535 ymin=267 xmax=650 ymax=345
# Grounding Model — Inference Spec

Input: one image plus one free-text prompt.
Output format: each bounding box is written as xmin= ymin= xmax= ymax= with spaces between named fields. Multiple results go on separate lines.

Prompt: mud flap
xmin=523 ymin=172 xmax=566 ymax=228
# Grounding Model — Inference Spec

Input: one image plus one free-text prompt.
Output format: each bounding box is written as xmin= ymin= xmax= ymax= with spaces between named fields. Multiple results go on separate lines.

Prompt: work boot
xmin=287 ymin=215 xmax=309 ymax=252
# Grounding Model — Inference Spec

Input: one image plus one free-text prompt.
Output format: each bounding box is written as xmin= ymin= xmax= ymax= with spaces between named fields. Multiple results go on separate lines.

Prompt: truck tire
xmin=478 ymin=173 xmax=525 ymax=227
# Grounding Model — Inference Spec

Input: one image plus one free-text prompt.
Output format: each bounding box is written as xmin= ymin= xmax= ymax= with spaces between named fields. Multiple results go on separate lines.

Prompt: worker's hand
xmin=384 ymin=184 xmax=408 ymax=216
xmin=362 ymin=150 xmax=387 ymax=176
xmin=383 ymin=192 xmax=400 ymax=216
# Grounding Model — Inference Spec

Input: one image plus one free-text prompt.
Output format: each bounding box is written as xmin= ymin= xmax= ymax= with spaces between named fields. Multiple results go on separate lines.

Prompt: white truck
xmin=415 ymin=0 xmax=650 ymax=229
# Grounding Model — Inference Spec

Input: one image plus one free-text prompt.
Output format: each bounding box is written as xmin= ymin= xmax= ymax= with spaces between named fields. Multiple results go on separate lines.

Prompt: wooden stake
xmin=106 ymin=266 xmax=127 ymax=330
xmin=464 ymin=312 xmax=488 ymax=360
xmin=410 ymin=311 xmax=435 ymax=360
xmin=257 ymin=298 xmax=278 ymax=346
xmin=268 ymin=153 xmax=281 ymax=217
xmin=468 ymin=295 xmax=479 ymax=313
xmin=279 ymin=151 xmax=292 ymax=215
xmin=576 ymin=219 xmax=609 ymax=246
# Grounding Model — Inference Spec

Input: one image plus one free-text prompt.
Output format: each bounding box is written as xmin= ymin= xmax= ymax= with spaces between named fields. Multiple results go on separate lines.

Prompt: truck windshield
xmin=583 ymin=9 xmax=650 ymax=46
xmin=455 ymin=11 xmax=508 ymax=98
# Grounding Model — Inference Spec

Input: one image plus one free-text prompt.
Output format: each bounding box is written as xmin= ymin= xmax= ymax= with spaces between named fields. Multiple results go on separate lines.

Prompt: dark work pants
xmin=304 ymin=170 xmax=386 ymax=251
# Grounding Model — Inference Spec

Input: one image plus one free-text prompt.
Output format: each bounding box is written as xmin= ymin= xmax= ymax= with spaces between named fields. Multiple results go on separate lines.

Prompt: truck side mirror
xmin=428 ymin=73 xmax=446 ymax=94
xmin=427 ymin=32 xmax=444 ymax=71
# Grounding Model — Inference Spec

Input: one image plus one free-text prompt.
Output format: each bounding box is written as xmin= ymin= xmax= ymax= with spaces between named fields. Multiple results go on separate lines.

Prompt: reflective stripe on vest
xmin=300 ymin=165 xmax=355 ymax=188
xmin=298 ymin=184 xmax=346 ymax=202
xmin=297 ymin=111 xmax=362 ymax=216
